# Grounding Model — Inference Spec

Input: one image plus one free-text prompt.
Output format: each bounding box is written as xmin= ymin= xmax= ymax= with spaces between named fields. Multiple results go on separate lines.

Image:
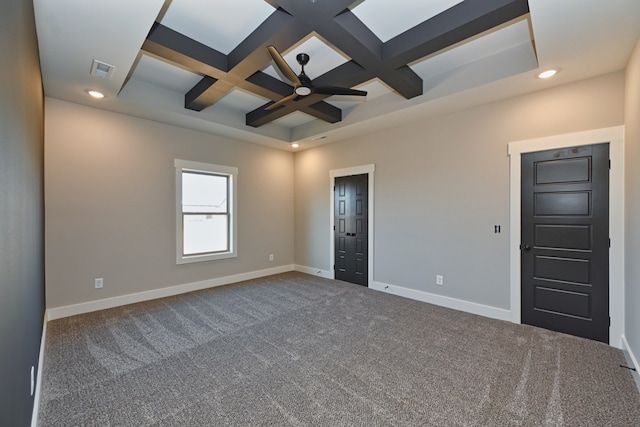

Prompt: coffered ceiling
xmin=34 ymin=0 xmax=640 ymax=151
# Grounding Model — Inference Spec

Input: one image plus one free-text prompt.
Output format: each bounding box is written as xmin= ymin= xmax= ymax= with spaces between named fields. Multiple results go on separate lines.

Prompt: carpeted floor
xmin=38 ymin=272 xmax=640 ymax=426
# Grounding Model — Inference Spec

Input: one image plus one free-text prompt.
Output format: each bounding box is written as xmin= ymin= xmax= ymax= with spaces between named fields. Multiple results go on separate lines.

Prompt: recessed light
xmin=291 ymin=143 xmax=300 ymax=148
xmin=86 ymin=90 xmax=105 ymax=99
xmin=538 ymin=69 xmax=558 ymax=79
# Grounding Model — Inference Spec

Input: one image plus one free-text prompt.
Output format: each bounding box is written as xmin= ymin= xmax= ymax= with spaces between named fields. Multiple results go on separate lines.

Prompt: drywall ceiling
xmin=34 ymin=0 xmax=640 ymax=151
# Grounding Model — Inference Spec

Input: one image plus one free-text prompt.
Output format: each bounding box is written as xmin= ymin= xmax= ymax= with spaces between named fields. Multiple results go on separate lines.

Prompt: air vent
xmin=90 ymin=59 xmax=115 ymax=80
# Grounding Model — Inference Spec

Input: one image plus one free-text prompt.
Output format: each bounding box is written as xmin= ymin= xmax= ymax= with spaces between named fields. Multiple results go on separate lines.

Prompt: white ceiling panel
xmin=215 ymin=88 xmax=270 ymax=113
xmin=351 ymin=0 xmax=464 ymax=42
xmin=411 ymin=19 xmax=533 ymax=79
xmin=271 ymin=111 xmax=316 ymax=128
xmin=133 ymin=55 xmax=202 ymax=93
xmin=160 ymin=0 xmax=276 ymax=54
xmin=262 ymin=35 xmax=350 ymax=82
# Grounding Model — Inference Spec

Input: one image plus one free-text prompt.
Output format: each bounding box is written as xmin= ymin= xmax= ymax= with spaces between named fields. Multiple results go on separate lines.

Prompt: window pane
xmin=182 ymin=172 xmax=227 ymax=213
xmin=183 ymin=214 xmax=228 ymax=255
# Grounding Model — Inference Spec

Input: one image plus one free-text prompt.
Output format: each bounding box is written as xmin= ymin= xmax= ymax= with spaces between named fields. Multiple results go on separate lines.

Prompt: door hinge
xmin=333 ymin=225 xmax=335 ymax=230
xmin=609 ymin=238 xmax=611 ymax=248
xmin=333 ymin=264 xmax=335 ymax=270
xmin=609 ymin=159 xmax=611 ymax=170
xmin=609 ymin=316 xmax=611 ymax=326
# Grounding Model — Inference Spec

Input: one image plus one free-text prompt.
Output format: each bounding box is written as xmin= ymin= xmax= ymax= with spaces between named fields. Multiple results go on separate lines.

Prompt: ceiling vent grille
xmin=90 ymin=59 xmax=115 ymax=79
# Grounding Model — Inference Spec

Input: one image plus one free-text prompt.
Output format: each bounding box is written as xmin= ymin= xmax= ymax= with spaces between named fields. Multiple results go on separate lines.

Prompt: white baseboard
xmin=31 ymin=312 xmax=47 ymax=427
xmin=370 ymin=281 xmax=512 ymax=322
xmin=621 ymin=335 xmax=640 ymax=392
xmin=294 ymin=264 xmax=333 ymax=279
xmin=47 ymin=265 xmax=295 ymax=320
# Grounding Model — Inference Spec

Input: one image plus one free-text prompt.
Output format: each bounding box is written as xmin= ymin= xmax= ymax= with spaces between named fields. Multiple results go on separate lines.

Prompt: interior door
xmin=521 ymin=143 xmax=609 ymax=343
xmin=334 ymin=174 xmax=368 ymax=286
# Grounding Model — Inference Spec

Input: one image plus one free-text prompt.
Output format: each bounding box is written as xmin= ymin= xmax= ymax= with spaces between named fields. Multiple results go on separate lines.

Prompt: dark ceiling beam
xmin=325 ymin=13 xmax=423 ymax=99
xmin=246 ymin=56 xmax=425 ymax=127
xmin=227 ymin=8 xmax=299 ymax=73
xmin=244 ymin=71 xmax=343 ymax=124
xmin=246 ymin=94 xmax=341 ymax=128
xmin=270 ymin=0 xmax=529 ymax=101
xmin=144 ymin=32 xmax=269 ymax=110
xmin=144 ymin=23 xmax=227 ymax=72
xmin=273 ymin=0 xmax=423 ymax=99
xmin=273 ymin=0 xmax=357 ymax=22
xmin=306 ymin=100 xmax=342 ymax=123
xmin=242 ymin=0 xmax=382 ymax=124
xmin=245 ymin=71 xmax=294 ymax=98
xmin=143 ymin=22 xmax=304 ymax=111
xmin=332 ymin=8 xmax=382 ymax=58
xmin=246 ymin=61 xmax=368 ymax=127
xmin=196 ymin=7 xmax=308 ymax=104
xmin=247 ymin=0 xmax=530 ymax=126
xmin=313 ymin=60 xmax=370 ymax=89
xmin=384 ymin=0 xmax=530 ymax=67
xmin=185 ymin=76 xmax=232 ymax=111
xmin=142 ymin=33 xmax=236 ymax=111
xmin=144 ymin=10 xmax=309 ymax=111
xmin=321 ymin=1 xmax=529 ymax=99
xmin=140 ymin=0 xmax=531 ymax=127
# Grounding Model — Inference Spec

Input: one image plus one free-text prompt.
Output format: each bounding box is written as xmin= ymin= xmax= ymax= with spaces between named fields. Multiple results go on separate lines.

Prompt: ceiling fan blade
xmin=266 ymin=45 xmax=302 ymax=87
xmin=265 ymin=93 xmax=298 ymax=111
xmin=314 ymin=86 xmax=367 ymax=96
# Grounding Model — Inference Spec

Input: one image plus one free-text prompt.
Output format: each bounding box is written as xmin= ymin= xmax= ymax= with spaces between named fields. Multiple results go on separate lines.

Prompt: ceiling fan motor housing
xmin=296 ymin=53 xmax=310 ymax=66
xmin=266 ymin=45 xmax=366 ymax=109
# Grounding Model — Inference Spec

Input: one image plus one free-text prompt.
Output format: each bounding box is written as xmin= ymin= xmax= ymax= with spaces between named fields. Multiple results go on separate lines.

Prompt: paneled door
xmin=334 ymin=174 xmax=368 ymax=286
xmin=521 ymin=143 xmax=609 ymax=343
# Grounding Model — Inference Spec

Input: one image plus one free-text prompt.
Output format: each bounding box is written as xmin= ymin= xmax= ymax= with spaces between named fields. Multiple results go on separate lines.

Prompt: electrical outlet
xmin=95 ymin=278 xmax=103 ymax=289
xmin=436 ymin=275 xmax=444 ymax=286
xmin=269 ymin=254 xmax=274 ymax=261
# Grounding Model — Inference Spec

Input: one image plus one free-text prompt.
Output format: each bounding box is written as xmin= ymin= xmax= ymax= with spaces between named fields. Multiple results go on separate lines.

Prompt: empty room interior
xmin=3 ymin=0 xmax=640 ymax=425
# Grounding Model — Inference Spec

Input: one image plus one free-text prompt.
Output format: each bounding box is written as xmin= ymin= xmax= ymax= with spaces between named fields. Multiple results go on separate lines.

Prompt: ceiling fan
xmin=265 ymin=45 xmax=367 ymax=111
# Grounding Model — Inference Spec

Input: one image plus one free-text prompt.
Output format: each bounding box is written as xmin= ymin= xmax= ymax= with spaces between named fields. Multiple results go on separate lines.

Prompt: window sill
xmin=177 ymin=251 xmax=237 ymax=265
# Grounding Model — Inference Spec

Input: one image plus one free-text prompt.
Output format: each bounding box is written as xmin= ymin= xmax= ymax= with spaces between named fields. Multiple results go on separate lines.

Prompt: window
xmin=175 ymin=159 xmax=237 ymax=264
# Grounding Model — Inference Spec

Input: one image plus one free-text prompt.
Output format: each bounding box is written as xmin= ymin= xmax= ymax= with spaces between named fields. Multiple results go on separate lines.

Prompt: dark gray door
xmin=521 ymin=143 xmax=609 ymax=343
xmin=334 ymin=174 xmax=368 ymax=286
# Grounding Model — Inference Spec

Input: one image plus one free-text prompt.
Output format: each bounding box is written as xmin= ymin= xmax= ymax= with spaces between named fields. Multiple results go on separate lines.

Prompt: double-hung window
xmin=175 ymin=159 xmax=237 ymax=264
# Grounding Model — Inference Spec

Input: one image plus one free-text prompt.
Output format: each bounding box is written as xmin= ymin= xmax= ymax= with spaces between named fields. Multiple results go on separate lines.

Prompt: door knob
xmin=521 ymin=244 xmax=531 ymax=251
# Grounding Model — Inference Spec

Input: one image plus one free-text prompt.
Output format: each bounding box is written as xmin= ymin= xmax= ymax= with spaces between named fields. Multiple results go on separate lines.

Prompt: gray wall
xmin=45 ymin=99 xmax=294 ymax=309
xmin=294 ymin=72 xmax=624 ymax=310
xmin=625 ymin=39 xmax=640 ymax=368
xmin=0 ymin=0 xmax=45 ymax=425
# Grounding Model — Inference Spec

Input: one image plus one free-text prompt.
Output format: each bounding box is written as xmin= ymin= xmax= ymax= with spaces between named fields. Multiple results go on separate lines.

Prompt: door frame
xmin=508 ymin=126 xmax=624 ymax=347
xmin=330 ymin=164 xmax=375 ymax=287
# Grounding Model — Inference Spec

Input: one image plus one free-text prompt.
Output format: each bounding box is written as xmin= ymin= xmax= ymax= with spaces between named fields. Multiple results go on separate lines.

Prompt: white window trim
xmin=175 ymin=159 xmax=238 ymax=264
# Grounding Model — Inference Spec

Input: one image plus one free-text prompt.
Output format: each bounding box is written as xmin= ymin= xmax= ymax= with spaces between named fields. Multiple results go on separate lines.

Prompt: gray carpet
xmin=38 ymin=272 xmax=640 ymax=426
